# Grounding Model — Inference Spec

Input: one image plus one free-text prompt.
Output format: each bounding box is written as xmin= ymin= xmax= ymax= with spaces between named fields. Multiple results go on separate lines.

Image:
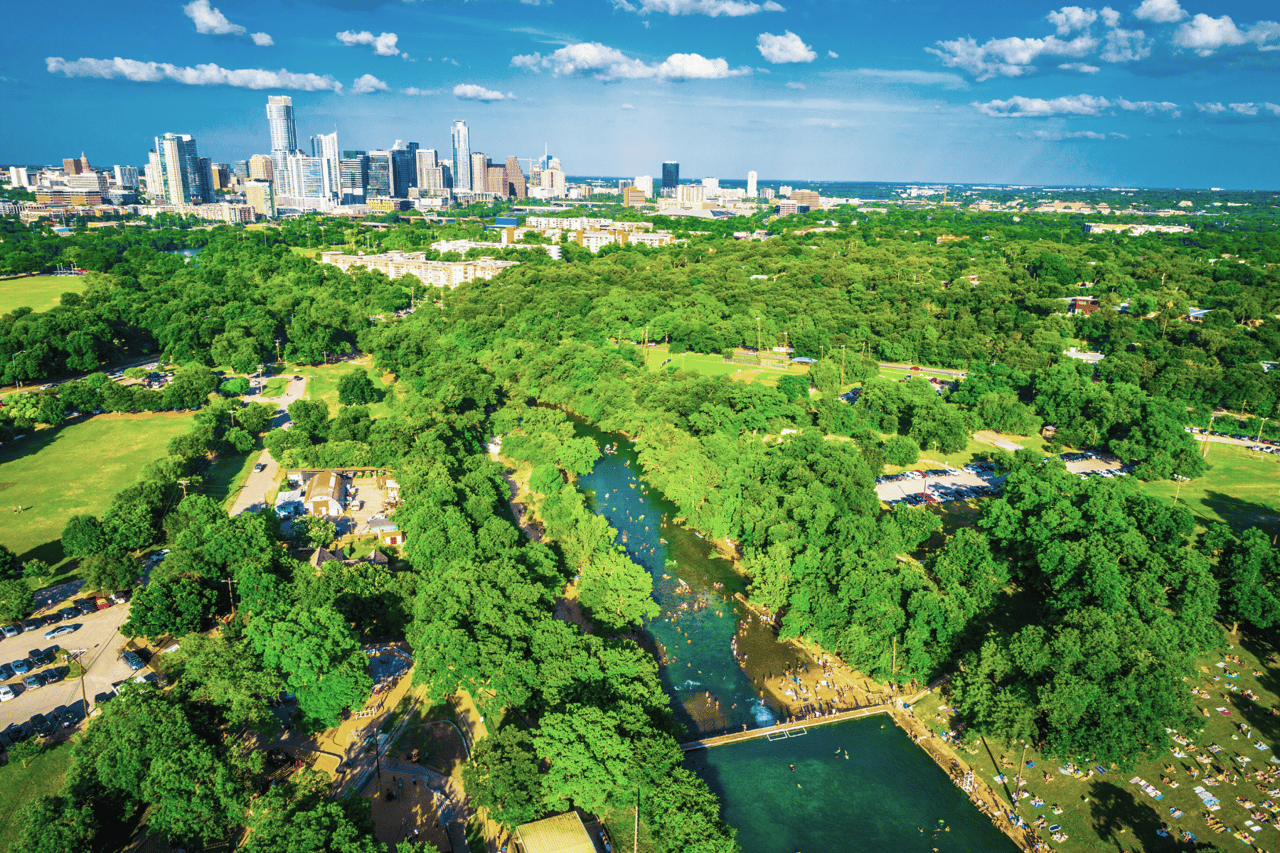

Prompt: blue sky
xmin=4 ymin=0 xmax=1279 ymax=187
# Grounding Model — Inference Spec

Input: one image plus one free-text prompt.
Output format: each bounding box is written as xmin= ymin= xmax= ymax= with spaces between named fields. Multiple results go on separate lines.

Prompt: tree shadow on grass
xmin=18 ymin=539 xmax=66 ymax=570
xmin=1197 ymin=490 xmax=1280 ymax=539
xmin=1087 ymin=781 xmax=1175 ymax=852
xmin=1236 ymin=630 xmax=1280 ymax=747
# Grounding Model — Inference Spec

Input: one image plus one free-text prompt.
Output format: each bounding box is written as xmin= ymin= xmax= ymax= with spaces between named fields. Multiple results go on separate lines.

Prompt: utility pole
xmin=275 ymin=337 xmax=282 ymax=363
xmin=1256 ymin=417 xmax=1268 ymax=444
xmin=226 ymin=575 xmax=235 ymax=616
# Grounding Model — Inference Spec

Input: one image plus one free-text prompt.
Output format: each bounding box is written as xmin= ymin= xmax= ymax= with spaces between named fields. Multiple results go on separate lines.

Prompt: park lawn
xmin=1143 ymin=447 xmax=1280 ymax=539
xmin=0 ymin=412 xmax=196 ymax=575
xmin=636 ymin=345 xmax=811 ymax=385
xmin=200 ymin=448 xmax=256 ymax=511
xmin=0 ymin=275 xmax=87 ymax=315
xmin=293 ymin=361 xmax=397 ymax=417
xmin=261 ymin=377 xmax=288 ymax=397
xmin=0 ymin=740 xmax=74 ymax=851
xmin=913 ymin=629 xmax=1280 ymax=852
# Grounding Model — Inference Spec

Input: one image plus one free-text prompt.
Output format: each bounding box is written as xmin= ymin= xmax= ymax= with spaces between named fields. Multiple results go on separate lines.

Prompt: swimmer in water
xmin=789 ymin=764 xmax=795 ymax=772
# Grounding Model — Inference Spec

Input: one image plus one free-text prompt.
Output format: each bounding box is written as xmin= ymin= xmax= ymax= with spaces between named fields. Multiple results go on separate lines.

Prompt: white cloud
xmin=975 ymin=93 xmax=1111 ymax=117
xmin=1267 ymin=103 xmax=1280 ymax=115
xmin=785 ymin=81 xmax=805 ymax=89
xmin=46 ymin=55 xmax=342 ymax=91
xmin=1133 ymin=0 xmax=1186 ymax=24
xmin=757 ymin=31 xmax=816 ymax=64
xmin=1047 ymin=6 xmax=1097 ymax=36
xmin=828 ymin=50 xmax=839 ymax=59
xmin=620 ymin=102 xmax=636 ymax=109
xmin=351 ymin=73 xmax=388 ymax=94
xmin=612 ymin=0 xmax=784 ymax=16
xmin=454 ymin=83 xmax=509 ymax=101
xmin=1172 ymin=14 xmax=1280 ymax=55
xmin=1100 ymin=27 xmax=1150 ymax=62
xmin=1019 ymin=129 xmax=1117 ymax=140
xmin=403 ymin=86 xmax=443 ymax=95
xmin=1116 ymin=97 xmax=1180 ymax=116
xmin=1099 ymin=7 xmax=1120 ymax=27
xmin=1196 ymin=102 xmax=1226 ymax=113
xmin=336 ymin=31 xmax=401 ymax=57
xmin=1059 ymin=61 xmax=1101 ymax=72
xmin=512 ymin=42 xmax=749 ymax=81
xmin=1229 ymin=102 xmax=1258 ymax=115
xmin=841 ymin=67 xmax=968 ymax=88
xmin=927 ymin=34 xmax=1097 ymax=80
xmin=183 ymin=0 xmax=271 ymax=45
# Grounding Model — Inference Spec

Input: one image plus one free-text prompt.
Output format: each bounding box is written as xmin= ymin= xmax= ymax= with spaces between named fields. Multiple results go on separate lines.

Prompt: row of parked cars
xmin=2 ymin=704 xmax=81 ymax=746
xmin=887 ymin=483 xmax=1003 ymax=507
xmin=0 ymin=593 xmax=125 ymax=640
xmin=0 ymin=646 xmax=64 ymax=701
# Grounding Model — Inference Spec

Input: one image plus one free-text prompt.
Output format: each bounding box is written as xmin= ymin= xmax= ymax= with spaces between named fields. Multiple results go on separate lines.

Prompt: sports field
xmin=1145 ymin=445 xmax=1280 ymax=537
xmin=0 ymin=412 xmax=195 ymax=574
xmin=0 ymin=275 xmax=87 ymax=315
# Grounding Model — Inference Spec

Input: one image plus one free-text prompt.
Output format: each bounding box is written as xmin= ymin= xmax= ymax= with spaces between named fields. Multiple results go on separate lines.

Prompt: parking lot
xmin=877 ymin=453 xmax=1131 ymax=506
xmin=0 ymin=597 xmax=147 ymax=743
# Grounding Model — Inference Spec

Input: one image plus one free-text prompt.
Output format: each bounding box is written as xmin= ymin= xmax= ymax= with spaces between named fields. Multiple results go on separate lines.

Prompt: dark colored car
xmin=4 ymin=722 xmax=30 ymax=744
xmin=75 ymin=598 xmax=98 ymax=616
xmin=55 ymin=705 xmax=80 ymax=728
xmin=31 ymin=713 xmax=56 ymax=738
xmin=22 ymin=618 xmax=42 ymax=632
xmin=11 ymin=658 xmax=31 ymax=675
xmin=56 ymin=607 xmax=79 ymax=622
xmin=31 ymin=647 xmax=56 ymax=666
xmin=122 ymin=650 xmax=145 ymax=671
xmin=0 ymin=663 xmax=13 ymax=681
xmin=42 ymin=667 xmax=65 ymax=684
xmin=40 ymin=613 xmax=60 ymax=627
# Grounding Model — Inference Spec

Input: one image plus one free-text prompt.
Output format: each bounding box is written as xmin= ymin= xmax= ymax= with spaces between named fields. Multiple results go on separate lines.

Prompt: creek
xmin=572 ymin=421 xmax=1019 ymax=852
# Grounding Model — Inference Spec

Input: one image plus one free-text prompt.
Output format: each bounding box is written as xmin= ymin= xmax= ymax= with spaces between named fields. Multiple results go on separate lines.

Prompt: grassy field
xmin=913 ymin=629 xmax=1280 ymax=852
xmin=1145 ymin=445 xmax=1280 ymax=538
xmin=0 ymin=741 xmax=74 ymax=850
xmin=633 ymin=345 xmax=809 ymax=387
xmin=294 ymin=361 xmax=397 ymax=417
xmin=0 ymin=275 xmax=87 ymax=315
xmin=199 ymin=448 xmax=256 ymax=511
xmin=0 ymin=413 xmax=195 ymax=574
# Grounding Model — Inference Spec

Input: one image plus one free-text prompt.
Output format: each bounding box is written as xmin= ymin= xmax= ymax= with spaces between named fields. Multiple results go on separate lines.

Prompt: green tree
xmin=292 ymin=515 xmax=338 ymax=550
xmin=8 ymin=795 xmax=97 ymax=853
xmin=169 ymin=633 xmax=283 ymax=728
xmin=0 ymin=544 xmax=20 ymax=578
xmin=0 ymin=578 xmax=35 ymax=622
xmin=882 ymin=434 xmax=919 ymax=467
xmin=461 ymin=726 xmax=544 ymax=829
xmin=61 ymin=515 xmax=106 ymax=559
xmin=248 ymin=606 xmax=372 ymax=727
xmin=578 ymin=550 xmax=659 ymax=632
xmin=1206 ymin=525 xmax=1280 ymax=634
xmin=337 ymin=369 xmax=378 ymax=406
xmin=224 ymin=426 xmax=255 ymax=453
xmin=82 ymin=549 xmax=138 ymax=593
xmin=236 ymin=402 xmax=277 ymax=434
xmin=122 ymin=577 xmax=216 ymax=640
xmin=240 ymin=771 xmax=382 ymax=853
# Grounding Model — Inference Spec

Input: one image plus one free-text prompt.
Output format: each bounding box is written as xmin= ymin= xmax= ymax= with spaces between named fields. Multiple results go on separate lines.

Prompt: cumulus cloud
xmin=927 ymin=34 xmax=1097 ymax=80
xmin=1100 ymin=7 xmax=1120 ymax=27
xmin=1059 ymin=61 xmax=1101 ymax=72
xmin=1047 ymin=6 xmax=1097 ymax=36
xmin=1100 ymin=28 xmax=1150 ymax=62
xmin=454 ymin=83 xmax=509 ymax=101
xmin=183 ymin=0 xmax=271 ymax=46
xmin=620 ymin=102 xmax=636 ymax=109
xmin=351 ymin=73 xmax=388 ymax=94
xmin=1172 ymin=14 xmax=1280 ymax=55
xmin=1267 ymin=103 xmax=1280 ymax=115
xmin=1196 ymin=102 xmax=1226 ymax=113
xmin=612 ymin=0 xmax=784 ymax=16
xmin=757 ymin=31 xmax=816 ymax=63
xmin=785 ymin=81 xmax=805 ymax=89
xmin=827 ymin=50 xmax=839 ymax=58
xmin=974 ymin=93 xmax=1111 ymax=117
xmin=1134 ymin=0 xmax=1186 ymax=23
xmin=1195 ymin=102 xmax=1280 ymax=116
xmin=46 ymin=55 xmax=341 ymax=90
xmin=336 ymin=31 xmax=401 ymax=57
xmin=512 ymin=42 xmax=749 ymax=81
xmin=1116 ymin=97 xmax=1180 ymax=116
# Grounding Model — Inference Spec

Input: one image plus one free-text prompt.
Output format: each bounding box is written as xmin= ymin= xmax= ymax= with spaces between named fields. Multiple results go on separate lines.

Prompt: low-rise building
xmin=318 ymin=250 xmax=518 ymax=288
xmin=304 ymin=471 xmax=346 ymax=517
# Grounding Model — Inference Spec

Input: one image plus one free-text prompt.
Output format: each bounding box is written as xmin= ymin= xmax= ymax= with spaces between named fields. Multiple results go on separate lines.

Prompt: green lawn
xmin=0 ymin=275 xmax=88 ymax=315
xmin=0 ymin=413 xmax=195 ymax=574
xmin=261 ymin=377 xmax=288 ymax=398
xmin=293 ymin=361 xmax=397 ymax=417
xmin=199 ymin=448 xmax=256 ymax=511
xmin=914 ymin=629 xmax=1280 ymax=852
xmin=1145 ymin=446 xmax=1280 ymax=538
xmin=0 ymin=741 xmax=74 ymax=851
xmin=635 ymin=345 xmax=809 ymax=386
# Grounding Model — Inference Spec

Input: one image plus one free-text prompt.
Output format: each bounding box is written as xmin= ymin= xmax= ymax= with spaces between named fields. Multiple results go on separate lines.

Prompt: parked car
xmin=0 ymin=663 xmax=12 ymax=681
xmin=23 ymin=673 xmax=45 ymax=690
xmin=30 ymin=648 xmax=55 ymax=666
xmin=0 ymin=685 xmax=12 ymax=702
xmin=31 ymin=713 xmax=55 ymax=738
xmin=55 ymin=705 xmax=79 ymax=728
xmin=254 ymin=463 xmax=266 ymax=473
xmin=22 ymin=618 xmax=42 ymax=632
xmin=0 ymin=624 xmax=19 ymax=639
xmin=95 ymin=598 xmax=111 ymax=610
xmin=40 ymin=613 xmax=60 ymax=627
xmin=110 ymin=591 xmax=130 ymax=605
xmin=11 ymin=658 xmax=31 ymax=675
xmin=122 ymin=650 xmax=145 ymax=671
xmin=45 ymin=624 xmax=77 ymax=640
xmin=42 ymin=667 xmax=64 ymax=684
xmin=56 ymin=607 xmax=79 ymax=622
xmin=74 ymin=599 xmax=97 ymax=616
xmin=4 ymin=722 xmax=30 ymax=743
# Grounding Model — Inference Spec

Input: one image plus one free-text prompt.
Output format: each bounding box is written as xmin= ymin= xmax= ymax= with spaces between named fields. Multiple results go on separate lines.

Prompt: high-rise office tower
xmin=390 ymin=141 xmax=418 ymax=198
xmin=245 ymin=181 xmax=275 ymax=217
xmin=415 ymin=149 xmax=439 ymax=187
xmin=267 ymin=96 xmax=297 ymax=154
xmin=339 ymin=150 xmax=368 ymax=205
xmin=702 ymin=177 xmax=719 ymax=196
xmin=113 ymin=165 xmax=140 ymax=189
xmin=503 ymin=157 xmax=527 ymax=199
xmin=469 ymin=152 xmax=487 ymax=194
xmin=662 ymin=161 xmax=679 ymax=197
xmin=451 ymin=120 xmax=471 ymax=194
xmin=287 ymin=156 xmax=331 ymax=200
xmin=367 ymin=151 xmax=392 ymax=197
xmin=232 ymin=160 xmax=249 ymax=180
xmin=634 ymin=175 xmax=653 ymax=198
xmin=248 ymin=154 xmax=274 ymax=183
xmin=747 ymin=170 xmax=757 ymax=198
xmin=311 ymin=132 xmax=340 ymax=194
xmin=618 ymin=179 xmax=633 ymax=193
xmin=150 ymin=133 xmax=209 ymax=204
xmin=209 ymin=163 xmax=231 ymax=191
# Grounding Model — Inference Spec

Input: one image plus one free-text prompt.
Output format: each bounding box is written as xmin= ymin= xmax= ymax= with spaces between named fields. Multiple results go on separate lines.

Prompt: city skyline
xmin=4 ymin=0 xmax=1280 ymax=188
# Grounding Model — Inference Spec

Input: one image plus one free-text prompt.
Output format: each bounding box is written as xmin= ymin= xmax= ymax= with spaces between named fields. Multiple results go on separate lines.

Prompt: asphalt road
xmin=0 ymin=600 xmax=144 ymax=737
xmin=227 ymin=375 xmax=306 ymax=517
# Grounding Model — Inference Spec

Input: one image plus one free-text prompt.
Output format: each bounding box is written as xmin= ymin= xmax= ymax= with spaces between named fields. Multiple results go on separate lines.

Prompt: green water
xmin=573 ymin=422 xmax=1019 ymax=852
xmin=686 ymin=721 xmax=1018 ymax=853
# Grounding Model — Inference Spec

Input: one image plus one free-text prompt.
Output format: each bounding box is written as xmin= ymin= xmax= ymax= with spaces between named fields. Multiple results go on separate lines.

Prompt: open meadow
xmin=293 ymin=360 xmax=397 ymax=417
xmin=0 ymin=275 xmax=87 ymax=315
xmin=635 ymin=344 xmax=808 ymax=386
xmin=1145 ymin=445 xmax=1280 ymax=538
xmin=0 ymin=412 xmax=195 ymax=574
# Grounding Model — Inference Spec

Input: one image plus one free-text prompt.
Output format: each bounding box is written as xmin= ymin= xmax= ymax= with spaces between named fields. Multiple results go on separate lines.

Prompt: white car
xmin=0 ymin=685 xmax=13 ymax=702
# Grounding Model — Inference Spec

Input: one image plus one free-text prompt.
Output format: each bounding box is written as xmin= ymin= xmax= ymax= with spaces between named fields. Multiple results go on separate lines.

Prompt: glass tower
xmin=267 ymin=96 xmax=297 ymax=154
xmin=451 ymin=120 xmax=471 ymax=193
xmin=662 ymin=161 xmax=679 ymax=196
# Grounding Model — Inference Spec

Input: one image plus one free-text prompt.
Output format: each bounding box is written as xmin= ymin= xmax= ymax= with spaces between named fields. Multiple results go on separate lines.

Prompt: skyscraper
xmin=662 ymin=161 xmax=679 ymax=197
xmin=150 ymin=133 xmax=209 ymax=205
xmin=504 ymin=157 xmax=527 ymax=199
xmin=113 ymin=165 xmax=140 ymax=189
xmin=339 ymin=151 xmax=368 ymax=205
xmin=634 ymin=175 xmax=653 ymax=198
xmin=390 ymin=141 xmax=418 ymax=198
xmin=451 ymin=120 xmax=471 ymax=194
xmin=248 ymin=154 xmax=274 ymax=183
xmin=245 ymin=181 xmax=275 ymax=217
xmin=747 ymin=170 xmax=758 ymax=198
xmin=470 ymin=152 xmax=488 ymax=193
xmin=311 ymin=132 xmax=340 ymax=194
xmin=267 ymin=96 xmax=297 ymax=155
xmin=367 ymin=151 xmax=392 ymax=197
xmin=415 ymin=149 xmax=439 ymax=187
